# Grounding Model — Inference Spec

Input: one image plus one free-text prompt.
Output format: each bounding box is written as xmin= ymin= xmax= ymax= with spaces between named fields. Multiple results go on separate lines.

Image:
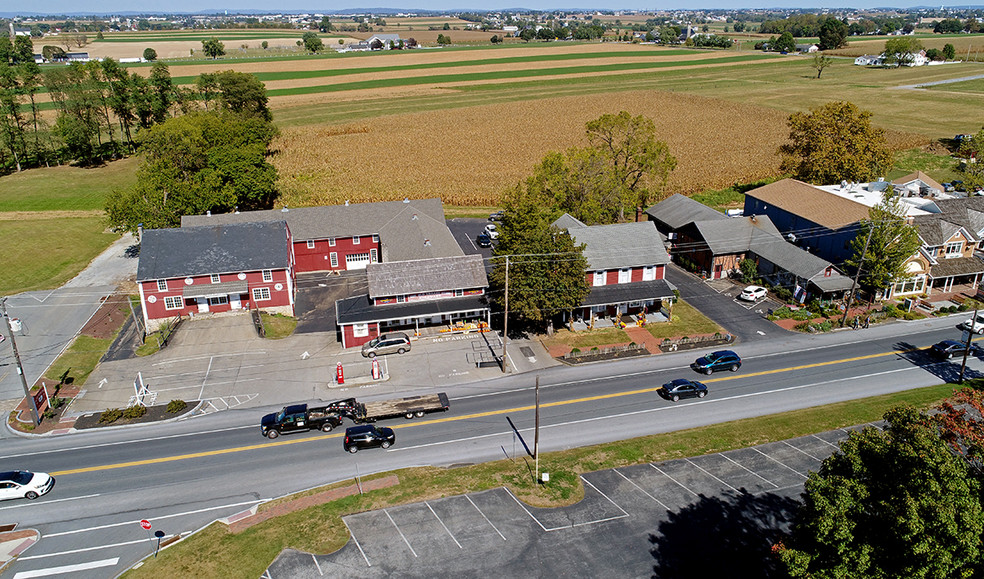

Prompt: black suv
xmin=691 ymin=350 xmax=742 ymax=375
xmin=344 ymin=424 xmax=396 ymax=453
xmin=658 ymin=378 xmax=708 ymax=402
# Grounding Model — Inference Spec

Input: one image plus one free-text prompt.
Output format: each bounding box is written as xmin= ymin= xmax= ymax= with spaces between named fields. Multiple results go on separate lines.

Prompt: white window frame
xmin=372 ymin=234 xmax=379 ymax=243
xmin=352 ymin=236 xmax=360 ymax=245
xmin=642 ymin=266 xmax=656 ymax=281
xmin=307 ymin=240 xmax=315 ymax=249
xmin=262 ymin=270 xmax=273 ymax=282
xmin=593 ymin=271 xmax=606 ymax=287
xmin=207 ymin=296 xmax=228 ymax=306
xmin=330 ymin=253 xmax=338 ymax=268
xmin=352 ymin=323 xmax=369 ymax=338
xmin=618 ymin=268 xmax=631 ymax=284
xmin=252 ymin=287 xmax=271 ymax=301
xmin=455 ymin=289 xmax=464 ymax=297
xmin=397 ymin=295 xmax=406 ymax=303
xmin=163 ymin=296 xmax=183 ymax=310
xmin=945 ymin=242 xmax=962 ymax=257
xmin=210 ymin=274 xmax=221 ymax=284
xmin=370 ymin=248 xmax=378 ymax=263
xmin=328 ymin=237 xmax=336 ymax=247
xmin=157 ymin=279 xmax=168 ymax=291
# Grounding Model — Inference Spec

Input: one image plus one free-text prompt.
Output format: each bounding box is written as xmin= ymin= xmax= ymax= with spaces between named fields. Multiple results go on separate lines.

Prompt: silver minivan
xmin=361 ymin=332 xmax=412 ymax=357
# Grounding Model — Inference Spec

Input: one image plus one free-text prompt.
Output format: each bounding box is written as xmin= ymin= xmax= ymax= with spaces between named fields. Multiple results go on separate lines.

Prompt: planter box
xmin=658 ymin=334 xmax=734 ymax=353
xmin=560 ymin=343 xmax=649 ymax=364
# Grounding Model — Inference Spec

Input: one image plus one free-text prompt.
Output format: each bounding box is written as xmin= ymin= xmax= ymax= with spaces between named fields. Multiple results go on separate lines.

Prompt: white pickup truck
xmin=958 ymin=313 xmax=984 ymax=335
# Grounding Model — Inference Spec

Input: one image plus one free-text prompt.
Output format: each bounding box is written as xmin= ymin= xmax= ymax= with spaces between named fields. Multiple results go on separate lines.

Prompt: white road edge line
xmin=12 ymin=557 xmax=120 ymax=579
xmin=44 ymin=499 xmax=265 ymax=537
xmin=0 ymin=494 xmax=100 ymax=512
xmin=18 ymin=536 xmax=173 ymax=561
xmin=311 ymin=553 xmax=323 ymax=576
xmin=465 ymin=495 xmax=506 ymax=541
xmin=426 ymin=502 xmax=462 ymax=549
xmin=384 ymin=509 xmax=417 ymax=558
xmin=613 ymin=468 xmax=670 ymax=510
xmin=342 ymin=519 xmax=371 ymax=567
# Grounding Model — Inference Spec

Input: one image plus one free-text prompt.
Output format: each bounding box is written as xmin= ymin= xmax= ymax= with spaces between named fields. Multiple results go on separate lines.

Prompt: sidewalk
xmin=0 ymin=529 xmax=39 ymax=571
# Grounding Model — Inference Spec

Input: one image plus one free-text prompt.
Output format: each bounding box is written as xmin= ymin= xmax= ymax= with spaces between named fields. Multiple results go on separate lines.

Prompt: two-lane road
xmin=1 ymin=317 xmax=977 ymax=578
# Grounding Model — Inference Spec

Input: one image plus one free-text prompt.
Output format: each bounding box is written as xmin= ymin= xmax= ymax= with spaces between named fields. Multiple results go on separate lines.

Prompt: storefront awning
xmin=182 ymin=281 xmax=248 ymax=299
xmin=582 ymin=280 xmax=676 ymax=308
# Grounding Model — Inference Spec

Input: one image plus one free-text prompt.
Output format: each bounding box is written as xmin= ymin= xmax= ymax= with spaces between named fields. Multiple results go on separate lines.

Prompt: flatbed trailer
xmin=325 ymin=393 xmax=450 ymax=423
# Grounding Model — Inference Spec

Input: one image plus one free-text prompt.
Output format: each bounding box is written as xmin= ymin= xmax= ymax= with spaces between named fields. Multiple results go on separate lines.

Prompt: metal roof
xmin=582 ymin=279 xmax=676 ymax=307
xmin=367 ymin=255 xmax=488 ymax=299
xmin=335 ymin=294 xmax=488 ymax=325
xmin=137 ymin=222 xmax=291 ymax=281
xmin=567 ymin=221 xmax=670 ymax=270
xmin=645 ymin=194 xmax=726 ymax=231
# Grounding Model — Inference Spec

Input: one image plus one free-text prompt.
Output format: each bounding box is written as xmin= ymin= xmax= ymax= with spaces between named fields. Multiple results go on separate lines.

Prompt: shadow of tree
xmin=649 ymin=489 xmax=801 ymax=579
xmin=894 ymin=341 xmax=984 ymax=384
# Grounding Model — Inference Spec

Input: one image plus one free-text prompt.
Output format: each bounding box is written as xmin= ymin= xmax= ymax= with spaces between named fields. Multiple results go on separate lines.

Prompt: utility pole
xmin=840 ymin=223 xmax=874 ymax=327
xmin=502 ymin=256 xmax=509 ymax=374
xmin=960 ymin=300 xmax=979 ymax=383
xmin=0 ymin=298 xmax=40 ymax=425
xmin=534 ymin=375 xmax=540 ymax=482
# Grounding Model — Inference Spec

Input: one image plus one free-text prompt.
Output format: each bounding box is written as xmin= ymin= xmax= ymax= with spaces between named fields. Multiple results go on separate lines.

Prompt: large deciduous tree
xmin=817 ymin=18 xmax=847 ymax=50
xmin=845 ymin=190 xmax=921 ymax=299
xmin=201 ymin=37 xmax=225 ymax=59
xmin=488 ymin=185 xmax=588 ymax=332
xmin=775 ymin=406 xmax=984 ymax=579
xmin=884 ymin=37 xmax=924 ymax=67
xmin=105 ymin=110 xmax=279 ymax=233
xmin=778 ymin=101 xmax=893 ymax=184
xmin=301 ymin=31 xmax=324 ymax=53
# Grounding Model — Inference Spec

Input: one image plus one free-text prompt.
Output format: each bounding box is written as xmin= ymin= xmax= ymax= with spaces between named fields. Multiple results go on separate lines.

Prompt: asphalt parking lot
xmin=264 ymin=425 xmax=872 ymax=578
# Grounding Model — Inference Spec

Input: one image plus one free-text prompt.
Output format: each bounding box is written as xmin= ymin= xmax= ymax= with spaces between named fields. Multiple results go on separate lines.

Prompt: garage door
xmin=345 ymin=252 xmax=372 ymax=270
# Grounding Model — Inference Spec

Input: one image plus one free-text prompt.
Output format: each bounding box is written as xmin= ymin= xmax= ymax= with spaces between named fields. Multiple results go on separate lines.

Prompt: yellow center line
xmin=50 ymin=343 xmax=928 ymax=476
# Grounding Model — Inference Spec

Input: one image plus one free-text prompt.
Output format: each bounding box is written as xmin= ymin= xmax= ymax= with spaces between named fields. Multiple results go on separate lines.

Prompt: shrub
xmin=792 ymin=309 xmax=813 ymax=321
xmin=123 ymin=405 xmax=147 ymax=420
xmin=100 ymin=408 xmax=123 ymax=423
xmin=774 ymin=287 xmax=793 ymax=302
xmin=166 ymin=399 xmax=188 ymax=414
xmin=570 ymin=347 xmax=580 ymax=354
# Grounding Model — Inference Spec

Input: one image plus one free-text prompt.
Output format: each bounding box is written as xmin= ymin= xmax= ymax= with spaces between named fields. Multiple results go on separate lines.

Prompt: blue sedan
xmin=691 ymin=350 xmax=742 ymax=375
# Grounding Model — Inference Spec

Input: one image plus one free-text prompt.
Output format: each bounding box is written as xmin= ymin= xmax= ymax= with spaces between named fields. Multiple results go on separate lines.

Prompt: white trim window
xmin=262 ymin=270 xmax=273 ymax=282
xmin=307 ymin=240 xmax=316 ymax=249
xmin=207 ymin=296 xmax=228 ymax=306
xmin=163 ymin=296 xmax=183 ymax=310
xmin=945 ymin=242 xmax=962 ymax=258
xmin=642 ymin=266 xmax=657 ymax=281
xmin=372 ymin=234 xmax=379 ymax=243
xmin=593 ymin=271 xmax=606 ymax=287
xmin=211 ymin=274 xmax=221 ymax=284
xmin=352 ymin=236 xmax=360 ymax=245
xmin=370 ymin=248 xmax=378 ymax=263
xmin=353 ymin=323 xmax=369 ymax=338
xmin=157 ymin=279 xmax=168 ymax=292
xmin=252 ymin=287 xmax=271 ymax=301
xmin=618 ymin=268 xmax=631 ymax=284
xmin=329 ymin=253 xmax=338 ymax=268
xmin=328 ymin=237 xmax=336 ymax=247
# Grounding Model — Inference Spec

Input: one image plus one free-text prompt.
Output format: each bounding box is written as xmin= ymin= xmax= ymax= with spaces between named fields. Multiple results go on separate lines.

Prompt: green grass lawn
xmin=260 ymin=312 xmax=297 ymax=339
xmin=42 ymin=335 xmax=115 ymax=387
xmin=0 ymin=157 xmax=138 ymax=212
xmin=0 ymin=217 xmax=117 ymax=295
xmin=646 ymin=300 xmax=724 ymax=340
xmin=887 ymin=148 xmax=962 ymax=183
xmin=122 ymin=381 xmax=965 ymax=579
xmin=925 ymin=78 xmax=984 ymax=95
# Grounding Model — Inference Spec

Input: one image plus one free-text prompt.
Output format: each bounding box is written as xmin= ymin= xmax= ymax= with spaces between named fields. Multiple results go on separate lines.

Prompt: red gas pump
xmin=336 ymin=362 xmax=344 ymax=385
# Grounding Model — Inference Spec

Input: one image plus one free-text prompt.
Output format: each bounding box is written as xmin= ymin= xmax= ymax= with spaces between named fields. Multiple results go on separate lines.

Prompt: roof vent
xmin=412 ymin=213 xmax=418 ymax=220
xmin=281 ymin=206 xmax=289 ymax=212
xmin=423 ymin=239 xmax=431 ymax=246
xmin=344 ymin=200 xmax=349 ymax=206
xmin=403 ymin=197 xmax=410 ymax=203
xmin=841 ymin=180 xmax=848 ymax=189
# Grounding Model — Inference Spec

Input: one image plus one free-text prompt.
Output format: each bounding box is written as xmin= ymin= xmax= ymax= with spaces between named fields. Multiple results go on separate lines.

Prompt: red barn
xmin=136 ymin=222 xmax=295 ymax=333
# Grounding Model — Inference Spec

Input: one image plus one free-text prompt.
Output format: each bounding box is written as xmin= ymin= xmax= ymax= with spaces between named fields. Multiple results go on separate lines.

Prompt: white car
xmin=738 ymin=285 xmax=768 ymax=302
xmin=959 ymin=313 xmax=984 ymax=335
xmin=0 ymin=471 xmax=55 ymax=501
xmin=484 ymin=223 xmax=499 ymax=240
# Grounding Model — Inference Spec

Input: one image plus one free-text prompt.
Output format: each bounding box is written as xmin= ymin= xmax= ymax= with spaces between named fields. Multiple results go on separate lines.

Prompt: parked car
xmin=658 ymin=378 xmax=708 ymax=402
xmin=361 ymin=332 xmax=412 ymax=358
xmin=930 ymin=339 xmax=975 ymax=359
xmin=958 ymin=314 xmax=984 ymax=335
xmin=476 ymin=233 xmax=492 ymax=248
xmin=484 ymin=223 xmax=499 ymax=240
xmin=691 ymin=350 xmax=742 ymax=375
xmin=0 ymin=471 xmax=55 ymax=501
xmin=488 ymin=211 xmax=505 ymax=221
xmin=738 ymin=285 xmax=768 ymax=302
xmin=942 ymin=182 xmax=955 ymax=192
xmin=344 ymin=424 xmax=396 ymax=453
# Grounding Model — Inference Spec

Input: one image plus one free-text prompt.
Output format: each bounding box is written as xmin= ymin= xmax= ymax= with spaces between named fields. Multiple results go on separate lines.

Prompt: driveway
xmin=665 ymin=264 xmax=786 ymax=342
xmin=294 ymin=271 xmax=368 ymax=336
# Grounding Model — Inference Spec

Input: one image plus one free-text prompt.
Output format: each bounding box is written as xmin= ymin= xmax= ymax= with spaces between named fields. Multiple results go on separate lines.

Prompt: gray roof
xmin=692 ymin=216 xmax=781 ymax=255
xmin=583 ymin=279 xmax=676 ymax=307
xmin=916 ymin=197 xmax=984 ymax=246
xmin=551 ymin=213 xmax=587 ymax=231
xmin=750 ymin=236 xmax=853 ymax=292
xmin=646 ymin=194 xmax=726 ymax=231
xmin=336 ymin=293 xmax=487 ymax=326
xmin=137 ymin=222 xmax=291 ymax=281
xmin=181 ymin=198 xmax=462 ymax=262
xmin=567 ymin=221 xmax=670 ymax=270
xmin=367 ymin=254 xmax=487 ymax=299
xmin=930 ymin=256 xmax=984 ymax=279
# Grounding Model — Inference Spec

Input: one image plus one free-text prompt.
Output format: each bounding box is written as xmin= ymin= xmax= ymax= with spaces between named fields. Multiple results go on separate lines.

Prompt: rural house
xmin=552 ymin=215 xmax=675 ymax=325
xmin=898 ymin=197 xmax=984 ymax=298
xmin=137 ymin=222 xmax=295 ymax=332
xmin=182 ymin=198 xmax=461 ymax=274
xmin=334 ymin=255 xmax=490 ymax=348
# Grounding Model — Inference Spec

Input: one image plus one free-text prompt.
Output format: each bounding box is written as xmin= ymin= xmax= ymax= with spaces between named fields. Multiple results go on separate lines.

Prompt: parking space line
xmin=613 ymin=468 xmax=669 ymax=510
xmin=198 ymin=356 xmax=214 ymax=400
xmin=311 ymin=554 xmax=323 ymax=576
xmin=650 ymin=465 xmax=699 ymax=497
xmin=755 ymin=482 xmax=808 ymax=495
xmin=342 ymin=519 xmax=371 ymax=567
xmin=426 ymin=502 xmax=462 ymax=549
xmin=385 ymin=509 xmax=418 ymax=557
xmin=720 ymin=454 xmax=777 ymax=488
xmin=465 ymin=495 xmax=506 ymax=541
xmin=504 ymin=488 xmax=548 ymax=532
xmin=781 ymin=440 xmax=823 ymax=461
xmin=752 ymin=448 xmax=807 ymax=478
xmin=684 ymin=458 xmax=737 ymax=493
xmin=581 ymin=476 xmax=629 ymax=516
xmin=811 ymin=434 xmax=840 ymax=449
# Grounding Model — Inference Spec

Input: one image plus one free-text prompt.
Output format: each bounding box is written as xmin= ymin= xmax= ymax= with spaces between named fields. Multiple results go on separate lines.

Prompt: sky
xmin=0 ymin=1 xmax=963 ymax=16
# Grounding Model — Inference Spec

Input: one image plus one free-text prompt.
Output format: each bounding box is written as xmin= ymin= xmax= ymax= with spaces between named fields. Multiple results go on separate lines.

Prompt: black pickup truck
xmin=260 ymin=404 xmax=344 ymax=439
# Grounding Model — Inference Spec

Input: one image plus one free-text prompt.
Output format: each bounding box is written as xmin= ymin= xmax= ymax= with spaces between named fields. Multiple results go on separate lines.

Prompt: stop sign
xmin=140 ymin=519 xmax=152 ymax=530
